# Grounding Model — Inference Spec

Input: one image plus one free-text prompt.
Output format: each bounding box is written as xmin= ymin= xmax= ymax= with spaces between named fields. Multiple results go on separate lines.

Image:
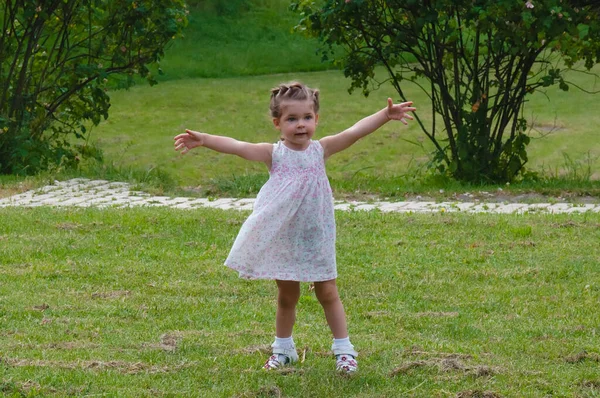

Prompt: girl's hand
xmin=174 ymin=129 xmax=204 ymax=154
xmin=386 ymin=98 xmax=416 ymax=125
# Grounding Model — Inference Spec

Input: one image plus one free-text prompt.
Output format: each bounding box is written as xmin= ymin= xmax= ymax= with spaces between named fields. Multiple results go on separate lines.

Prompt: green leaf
xmin=559 ymin=80 xmax=569 ymax=91
xmin=577 ymin=23 xmax=589 ymax=39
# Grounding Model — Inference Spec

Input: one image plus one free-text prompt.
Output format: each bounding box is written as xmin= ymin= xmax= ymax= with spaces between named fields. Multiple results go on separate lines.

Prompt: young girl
xmin=174 ymin=82 xmax=415 ymax=373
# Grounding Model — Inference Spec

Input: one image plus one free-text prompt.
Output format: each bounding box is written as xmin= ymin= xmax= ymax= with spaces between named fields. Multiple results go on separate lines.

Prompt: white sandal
xmin=336 ymin=354 xmax=358 ymax=373
xmin=333 ymin=344 xmax=358 ymax=374
xmin=263 ymin=347 xmax=298 ymax=370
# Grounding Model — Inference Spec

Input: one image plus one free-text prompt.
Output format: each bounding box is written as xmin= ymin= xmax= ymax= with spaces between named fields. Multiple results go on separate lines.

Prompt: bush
xmin=295 ymin=0 xmax=600 ymax=183
xmin=0 ymin=0 xmax=188 ymax=175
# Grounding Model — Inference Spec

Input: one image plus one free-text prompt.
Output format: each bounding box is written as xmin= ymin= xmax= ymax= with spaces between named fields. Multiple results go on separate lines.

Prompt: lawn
xmin=1 ymin=207 xmax=599 ymax=397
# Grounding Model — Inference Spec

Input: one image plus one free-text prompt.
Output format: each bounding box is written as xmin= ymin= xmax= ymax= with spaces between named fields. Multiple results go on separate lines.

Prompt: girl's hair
xmin=269 ymin=82 xmax=320 ymax=118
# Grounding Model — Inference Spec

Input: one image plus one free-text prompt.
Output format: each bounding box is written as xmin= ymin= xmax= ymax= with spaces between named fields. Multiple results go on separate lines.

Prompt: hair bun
xmin=269 ymin=81 xmax=320 ymax=118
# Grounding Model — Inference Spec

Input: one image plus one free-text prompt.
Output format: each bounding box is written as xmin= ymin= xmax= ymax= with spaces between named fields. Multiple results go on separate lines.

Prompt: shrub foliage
xmin=295 ymin=0 xmax=600 ymax=183
xmin=0 ymin=0 xmax=188 ymax=174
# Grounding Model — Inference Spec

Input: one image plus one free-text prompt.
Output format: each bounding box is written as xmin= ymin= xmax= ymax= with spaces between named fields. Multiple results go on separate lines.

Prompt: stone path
xmin=1 ymin=178 xmax=599 ymax=214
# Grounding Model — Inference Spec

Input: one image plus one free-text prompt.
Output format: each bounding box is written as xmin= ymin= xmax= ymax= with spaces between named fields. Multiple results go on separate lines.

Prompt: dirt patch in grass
xmin=276 ymin=367 xmax=304 ymax=376
xmin=143 ymin=332 xmax=181 ymax=352
xmin=404 ymin=346 xmax=474 ymax=359
xmin=391 ymin=357 xmax=496 ymax=378
xmin=415 ymin=311 xmax=459 ymax=318
xmin=234 ymin=386 xmax=283 ymax=398
xmin=1 ymin=357 xmax=192 ymax=374
xmin=159 ymin=333 xmax=179 ymax=351
xmin=32 ymin=303 xmax=50 ymax=311
xmin=390 ymin=360 xmax=428 ymax=375
xmin=455 ymin=390 xmax=503 ymax=398
xmin=391 ymin=347 xmax=498 ymax=378
xmin=472 ymin=365 xmax=496 ymax=377
xmin=440 ymin=357 xmax=468 ymax=371
xmin=9 ymin=341 xmax=101 ymax=350
xmin=582 ymin=380 xmax=600 ymax=389
xmin=564 ymin=351 xmax=600 ymax=363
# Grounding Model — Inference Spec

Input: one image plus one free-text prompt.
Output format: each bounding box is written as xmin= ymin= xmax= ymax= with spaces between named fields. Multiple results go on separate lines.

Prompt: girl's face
xmin=273 ymin=100 xmax=319 ymax=151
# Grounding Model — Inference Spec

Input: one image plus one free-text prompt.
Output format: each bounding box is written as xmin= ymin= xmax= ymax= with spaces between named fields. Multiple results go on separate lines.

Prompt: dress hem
xmin=225 ymin=263 xmax=337 ymax=282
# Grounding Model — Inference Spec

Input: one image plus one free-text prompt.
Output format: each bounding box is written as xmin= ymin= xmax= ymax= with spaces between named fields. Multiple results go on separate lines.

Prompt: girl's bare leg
xmin=314 ymin=279 xmax=348 ymax=338
xmin=275 ymin=280 xmax=301 ymax=337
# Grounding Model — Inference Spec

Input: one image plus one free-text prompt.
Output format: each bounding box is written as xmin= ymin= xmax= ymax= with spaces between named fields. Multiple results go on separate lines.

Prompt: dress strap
xmin=270 ymin=141 xmax=284 ymax=170
xmin=311 ymin=140 xmax=324 ymax=154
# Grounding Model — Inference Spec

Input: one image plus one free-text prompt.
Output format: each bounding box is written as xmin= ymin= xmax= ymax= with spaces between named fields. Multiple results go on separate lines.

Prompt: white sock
xmin=273 ymin=336 xmax=295 ymax=349
xmin=332 ymin=337 xmax=351 ymax=347
xmin=332 ymin=336 xmax=356 ymax=357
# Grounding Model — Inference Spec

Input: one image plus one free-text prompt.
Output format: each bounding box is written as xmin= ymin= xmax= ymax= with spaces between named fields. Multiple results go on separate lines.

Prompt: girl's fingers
xmin=174 ymin=141 xmax=189 ymax=151
xmin=174 ymin=130 xmax=196 ymax=140
xmin=390 ymin=112 xmax=415 ymax=123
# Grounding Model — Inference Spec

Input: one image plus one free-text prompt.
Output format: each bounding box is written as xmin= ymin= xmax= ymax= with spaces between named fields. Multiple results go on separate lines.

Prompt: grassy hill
xmin=150 ymin=0 xmax=338 ymax=80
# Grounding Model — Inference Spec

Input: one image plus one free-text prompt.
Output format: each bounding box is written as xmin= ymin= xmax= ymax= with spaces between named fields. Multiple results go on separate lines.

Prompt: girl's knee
xmin=277 ymin=280 xmax=300 ymax=308
xmin=314 ymin=280 xmax=340 ymax=306
xmin=278 ymin=292 xmax=300 ymax=308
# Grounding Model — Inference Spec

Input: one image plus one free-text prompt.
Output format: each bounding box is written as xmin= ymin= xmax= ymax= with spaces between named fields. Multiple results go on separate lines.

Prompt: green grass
xmin=1 ymin=207 xmax=599 ymax=397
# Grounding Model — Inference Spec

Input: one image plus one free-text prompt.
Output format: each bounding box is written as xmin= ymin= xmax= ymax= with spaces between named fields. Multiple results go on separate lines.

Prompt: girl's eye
xmin=288 ymin=117 xmax=296 ymax=122
xmin=305 ymin=116 xmax=312 ymax=120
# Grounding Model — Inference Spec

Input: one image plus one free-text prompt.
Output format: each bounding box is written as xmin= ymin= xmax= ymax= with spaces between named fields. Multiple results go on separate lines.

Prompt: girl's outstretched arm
xmin=174 ymin=129 xmax=272 ymax=166
xmin=320 ymin=99 xmax=416 ymax=159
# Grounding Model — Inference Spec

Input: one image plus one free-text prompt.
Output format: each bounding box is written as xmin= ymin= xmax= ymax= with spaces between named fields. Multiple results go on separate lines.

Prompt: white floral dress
xmin=224 ymin=140 xmax=337 ymax=282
